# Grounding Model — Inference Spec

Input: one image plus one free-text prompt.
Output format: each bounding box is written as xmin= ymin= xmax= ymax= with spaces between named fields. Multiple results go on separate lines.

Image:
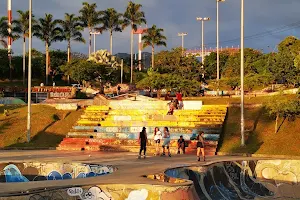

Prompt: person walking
xmin=153 ymin=127 xmax=162 ymax=156
xmin=138 ymin=127 xmax=147 ymax=159
xmin=162 ymin=127 xmax=171 ymax=157
xmin=196 ymin=131 xmax=205 ymax=161
xmin=177 ymin=135 xmax=185 ymax=154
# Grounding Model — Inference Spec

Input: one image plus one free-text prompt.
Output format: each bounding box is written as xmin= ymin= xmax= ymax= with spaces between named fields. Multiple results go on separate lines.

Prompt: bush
xmin=75 ymin=91 xmax=88 ymax=99
xmin=51 ymin=114 xmax=60 ymax=121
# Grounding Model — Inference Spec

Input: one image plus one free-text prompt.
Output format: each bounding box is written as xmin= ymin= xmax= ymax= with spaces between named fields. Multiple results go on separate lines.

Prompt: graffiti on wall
xmin=0 ymin=163 xmax=114 ymax=183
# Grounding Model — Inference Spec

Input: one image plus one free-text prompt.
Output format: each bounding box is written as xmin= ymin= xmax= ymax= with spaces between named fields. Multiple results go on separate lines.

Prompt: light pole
xmin=27 ymin=0 xmax=32 ymax=143
xmin=90 ymin=31 xmax=101 ymax=54
xmin=178 ymin=32 xmax=188 ymax=56
xmin=217 ymin=0 xmax=225 ymax=95
xmin=240 ymin=0 xmax=245 ymax=147
xmin=196 ymin=17 xmax=210 ymax=65
xmin=7 ymin=0 xmax=12 ymax=81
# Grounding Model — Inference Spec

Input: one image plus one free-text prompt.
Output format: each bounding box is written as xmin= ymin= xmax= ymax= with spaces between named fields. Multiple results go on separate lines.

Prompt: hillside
xmin=219 ymin=107 xmax=300 ymax=156
xmin=0 ymin=105 xmax=82 ymax=148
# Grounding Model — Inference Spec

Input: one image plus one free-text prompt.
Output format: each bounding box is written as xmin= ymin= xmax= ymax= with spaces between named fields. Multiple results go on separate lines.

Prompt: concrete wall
xmin=0 ymin=184 xmax=197 ymax=200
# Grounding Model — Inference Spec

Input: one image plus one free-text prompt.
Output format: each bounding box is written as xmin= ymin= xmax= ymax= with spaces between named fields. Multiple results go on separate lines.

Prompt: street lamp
xmin=196 ymin=17 xmax=210 ymax=65
xmin=217 ymin=0 xmax=225 ymax=95
xmin=240 ymin=0 xmax=245 ymax=146
xmin=178 ymin=32 xmax=188 ymax=56
xmin=90 ymin=31 xmax=101 ymax=54
xmin=27 ymin=0 xmax=32 ymax=143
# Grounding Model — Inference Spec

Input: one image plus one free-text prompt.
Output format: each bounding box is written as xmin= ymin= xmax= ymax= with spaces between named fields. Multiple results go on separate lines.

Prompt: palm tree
xmin=59 ymin=13 xmax=85 ymax=62
xmin=79 ymin=2 xmax=101 ymax=56
xmin=142 ymin=25 xmax=167 ymax=69
xmin=58 ymin=13 xmax=85 ymax=84
xmin=0 ymin=17 xmax=8 ymax=48
xmin=13 ymin=10 xmax=36 ymax=85
xmin=97 ymin=8 xmax=122 ymax=55
xmin=33 ymin=13 xmax=63 ymax=85
xmin=123 ymin=1 xmax=147 ymax=83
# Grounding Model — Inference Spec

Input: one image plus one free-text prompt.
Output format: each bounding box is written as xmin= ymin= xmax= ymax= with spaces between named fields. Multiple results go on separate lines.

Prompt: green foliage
xmin=142 ymin=25 xmax=167 ymax=68
xmin=76 ymin=91 xmax=88 ymax=99
xmin=265 ymin=97 xmax=300 ymax=118
xmin=79 ymin=2 xmax=101 ymax=30
xmin=0 ymin=17 xmax=8 ymax=48
xmin=58 ymin=13 xmax=85 ymax=56
xmin=204 ymin=51 xmax=229 ymax=79
xmin=123 ymin=1 xmax=147 ymax=31
xmin=60 ymin=59 xmax=119 ymax=85
xmin=51 ymin=114 xmax=60 ymax=121
xmin=97 ymin=8 xmax=123 ymax=34
xmin=33 ymin=14 xmax=63 ymax=46
xmin=265 ymin=96 xmax=300 ymax=133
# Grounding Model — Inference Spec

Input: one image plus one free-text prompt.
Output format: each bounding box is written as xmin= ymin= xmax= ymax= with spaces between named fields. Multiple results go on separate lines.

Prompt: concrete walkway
xmin=0 ymin=150 xmax=272 ymax=195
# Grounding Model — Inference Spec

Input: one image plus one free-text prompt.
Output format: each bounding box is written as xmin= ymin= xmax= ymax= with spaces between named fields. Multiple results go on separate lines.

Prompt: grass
xmin=0 ymin=105 xmax=82 ymax=148
xmin=218 ymin=107 xmax=300 ymax=156
xmin=184 ymin=94 xmax=297 ymax=105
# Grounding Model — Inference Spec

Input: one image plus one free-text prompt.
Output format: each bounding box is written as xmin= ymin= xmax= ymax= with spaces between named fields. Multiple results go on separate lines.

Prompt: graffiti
xmin=29 ymin=193 xmax=64 ymax=200
xmin=162 ymin=161 xmax=275 ymax=200
xmin=125 ymin=189 xmax=148 ymax=200
xmin=224 ymin=161 xmax=239 ymax=181
xmin=0 ymin=163 xmax=115 ymax=183
xmin=67 ymin=186 xmax=113 ymax=200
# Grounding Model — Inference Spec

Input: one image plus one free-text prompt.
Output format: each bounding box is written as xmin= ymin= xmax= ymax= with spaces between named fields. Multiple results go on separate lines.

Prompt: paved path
xmin=0 ymin=150 xmax=270 ymax=195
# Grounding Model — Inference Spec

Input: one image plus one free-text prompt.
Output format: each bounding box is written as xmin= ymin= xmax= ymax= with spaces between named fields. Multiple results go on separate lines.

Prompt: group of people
xmin=138 ymin=127 xmax=206 ymax=162
xmin=166 ymin=90 xmax=184 ymax=115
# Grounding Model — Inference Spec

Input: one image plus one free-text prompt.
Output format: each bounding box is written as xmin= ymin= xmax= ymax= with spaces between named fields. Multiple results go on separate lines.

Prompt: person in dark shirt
xmin=165 ymin=91 xmax=173 ymax=101
xmin=138 ymin=127 xmax=147 ymax=159
xmin=196 ymin=131 xmax=205 ymax=161
xmin=177 ymin=135 xmax=185 ymax=154
xmin=117 ymin=85 xmax=121 ymax=96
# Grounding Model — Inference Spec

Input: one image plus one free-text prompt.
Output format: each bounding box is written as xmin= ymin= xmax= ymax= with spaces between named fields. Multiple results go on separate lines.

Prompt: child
xmin=138 ymin=127 xmax=147 ymax=159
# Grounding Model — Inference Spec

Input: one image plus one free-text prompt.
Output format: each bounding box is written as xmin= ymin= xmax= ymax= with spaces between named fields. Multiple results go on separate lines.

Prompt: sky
xmin=0 ymin=0 xmax=300 ymax=55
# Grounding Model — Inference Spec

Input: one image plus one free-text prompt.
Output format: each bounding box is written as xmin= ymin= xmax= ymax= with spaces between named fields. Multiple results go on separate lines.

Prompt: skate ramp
xmin=164 ymin=160 xmax=300 ymax=199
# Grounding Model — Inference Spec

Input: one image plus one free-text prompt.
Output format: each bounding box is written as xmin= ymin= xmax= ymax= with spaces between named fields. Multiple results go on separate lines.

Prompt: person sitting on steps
xmin=177 ymin=135 xmax=185 ymax=154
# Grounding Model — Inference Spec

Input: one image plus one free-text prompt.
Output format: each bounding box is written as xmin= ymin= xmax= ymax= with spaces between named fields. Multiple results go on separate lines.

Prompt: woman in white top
xmin=153 ymin=127 xmax=162 ymax=156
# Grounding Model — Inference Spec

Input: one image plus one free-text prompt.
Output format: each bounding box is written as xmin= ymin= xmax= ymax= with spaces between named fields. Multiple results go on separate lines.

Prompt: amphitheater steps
xmin=57 ymin=138 xmax=218 ymax=156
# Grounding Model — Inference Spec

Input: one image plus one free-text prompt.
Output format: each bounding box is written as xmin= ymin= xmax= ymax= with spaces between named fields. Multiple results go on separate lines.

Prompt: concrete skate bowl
xmin=0 ymin=162 xmax=115 ymax=183
xmin=163 ymin=160 xmax=300 ymax=200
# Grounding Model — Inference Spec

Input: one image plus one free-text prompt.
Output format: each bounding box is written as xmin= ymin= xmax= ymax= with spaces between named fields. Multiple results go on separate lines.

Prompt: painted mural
xmin=0 ymin=162 xmax=115 ymax=183
xmin=164 ymin=160 xmax=300 ymax=199
xmin=0 ymin=160 xmax=299 ymax=199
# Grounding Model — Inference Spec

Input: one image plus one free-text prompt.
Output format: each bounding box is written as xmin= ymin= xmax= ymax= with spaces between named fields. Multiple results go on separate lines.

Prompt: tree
xmin=79 ymin=2 xmax=101 ymax=56
xmin=97 ymin=8 xmax=123 ymax=55
xmin=58 ymin=13 xmax=85 ymax=63
xmin=265 ymin=97 xmax=300 ymax=133
xmin=13 ymin=10 xmax=36 ymax=85
xmin=204 ymin=51 xmax=229 ymax=79
xmin=60 ymin=59 xmax=118 ymax=93
xmin=142 ymin=25 xmax=167 ymax=69
xmin=0 ymin=17 xmax=8 ymax=48
xmin=123 ymin=1 xmax=147 ymax=83
xmin=33 ymin=13 xmax=63 ymax=85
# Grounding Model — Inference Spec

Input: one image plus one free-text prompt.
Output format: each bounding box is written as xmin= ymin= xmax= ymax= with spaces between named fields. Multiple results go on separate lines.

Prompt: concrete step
xmin=66 ymin=132 xmax=220 ymax=141
xmin=57 ymin=144 xmax=216 ymax=156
